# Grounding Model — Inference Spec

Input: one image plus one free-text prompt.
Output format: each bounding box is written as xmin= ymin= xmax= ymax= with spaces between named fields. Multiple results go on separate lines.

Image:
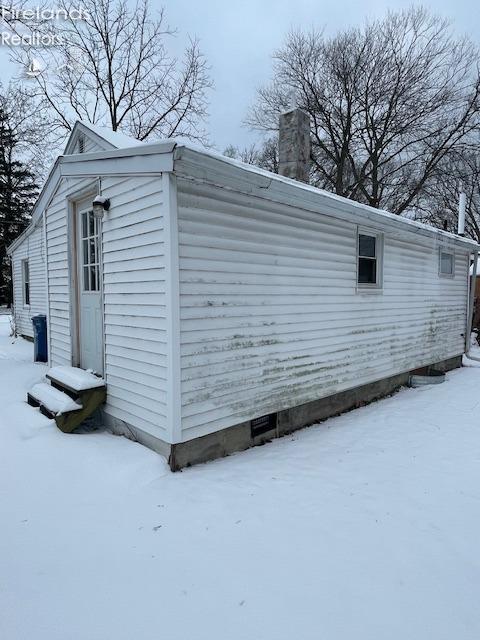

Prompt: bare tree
xmin=247 ymin=7 xmax=480 ymax=215
xmin=417 ymin=148 xmax=480 ymax=242
xmin=223 ymin=137 xmax=279 ymax=173
xmin=7 ymin=0 xmax=212 ymax=143
xmin=0 ymin=83 xmax=53 ymax=170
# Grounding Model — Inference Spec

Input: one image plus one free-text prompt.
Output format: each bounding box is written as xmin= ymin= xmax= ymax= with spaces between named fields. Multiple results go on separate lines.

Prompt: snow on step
xmin=29 ymin=383 xmax=83 ymax=416
xmin=47 ymin=366 xmax=105 ymax=392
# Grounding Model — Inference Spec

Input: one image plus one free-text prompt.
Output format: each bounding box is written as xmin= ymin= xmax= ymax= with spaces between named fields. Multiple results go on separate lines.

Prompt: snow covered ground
xmin=1 ymin=314 xmax=479 ymax=640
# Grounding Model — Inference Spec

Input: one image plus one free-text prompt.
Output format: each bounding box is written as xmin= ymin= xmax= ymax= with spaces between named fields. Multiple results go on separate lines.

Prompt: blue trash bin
xmin=32 ymin=314 xmax=48 ymax=363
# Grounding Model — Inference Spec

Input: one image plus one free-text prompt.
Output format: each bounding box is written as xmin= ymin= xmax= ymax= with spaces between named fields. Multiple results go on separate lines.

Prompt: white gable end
xmin=63 ymin=121 xmax=143 ymax=155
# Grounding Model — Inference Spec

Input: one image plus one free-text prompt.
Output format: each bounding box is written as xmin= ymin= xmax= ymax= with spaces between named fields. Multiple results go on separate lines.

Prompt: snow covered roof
xmin=63 ymin=120 xmax=144 ymax=154
xmin=8 ymin=132 xmax=480 ymax=255
xmin=8 ymin=123 xmax=145 ymax=253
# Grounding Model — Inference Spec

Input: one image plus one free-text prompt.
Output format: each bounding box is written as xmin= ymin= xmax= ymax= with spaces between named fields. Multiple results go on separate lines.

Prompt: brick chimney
xmin=278 ymin=108 xmax=310 ymax=183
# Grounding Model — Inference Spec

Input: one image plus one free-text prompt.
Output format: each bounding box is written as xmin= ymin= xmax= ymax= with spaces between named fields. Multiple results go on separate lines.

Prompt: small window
xmin=78 ymin=135 xmax=85 ymax=153
xmin=22 ymin=259 xmax=30 ymax=306
xmin=439 ymin=250 xmax=454 ymax=277
xmin=357 ymin=232 xmax=382 ymax=288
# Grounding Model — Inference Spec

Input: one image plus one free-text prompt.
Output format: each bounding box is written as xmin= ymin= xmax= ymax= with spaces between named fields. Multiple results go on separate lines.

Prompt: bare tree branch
xmin=246 ymin=7 xmax=480 ymax=217
xmin=6 ymin=0 xmax=212 ymax=146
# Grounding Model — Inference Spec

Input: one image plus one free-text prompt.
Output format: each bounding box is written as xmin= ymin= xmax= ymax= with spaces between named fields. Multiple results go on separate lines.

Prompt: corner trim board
xmin=163 ymin=172 xmax=182 ymax=443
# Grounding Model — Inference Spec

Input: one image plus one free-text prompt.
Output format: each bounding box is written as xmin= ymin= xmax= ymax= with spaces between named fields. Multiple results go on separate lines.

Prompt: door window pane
xmin=82 ymin=239 xmax=89 ymax=264
xmin=89 ymin=211 xmax=95 ymax=236
xmin=83 ymin=266 xmax=90 ymax=291
xmin=80 ymin=209 xmax=100 ymax=292
xmin=89 ymin=238 xmax=96 ymax=263
xmin=90 ymin=265 xmax=97 ymax=291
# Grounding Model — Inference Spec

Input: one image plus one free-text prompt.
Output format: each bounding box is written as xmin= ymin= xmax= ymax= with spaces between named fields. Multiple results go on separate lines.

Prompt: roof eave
xmin=173 ymin=145 xmax=480 ymax=252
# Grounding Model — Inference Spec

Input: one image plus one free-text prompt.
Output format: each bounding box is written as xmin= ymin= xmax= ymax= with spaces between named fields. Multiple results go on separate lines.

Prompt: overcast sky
xmin=161 ymin=0 xmax=480 ymax=151
xmin=1 ymin=0 xmax=480 ymax=151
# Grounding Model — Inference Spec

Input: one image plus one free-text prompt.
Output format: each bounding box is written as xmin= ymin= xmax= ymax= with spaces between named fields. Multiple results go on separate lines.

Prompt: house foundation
xmin=104 ymin=353 xmax=462 ymax=471
xmin=169 ymin=355 xmax=463 ymax=470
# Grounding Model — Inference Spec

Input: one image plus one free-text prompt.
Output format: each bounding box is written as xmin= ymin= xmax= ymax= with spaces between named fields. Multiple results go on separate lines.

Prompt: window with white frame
xmin=439 ymin=249 xmax=454 ymax=277
xmin=357 ymin=231 xmax=383 ymax=288
xmin=22 ymin=259 xmax=30 ymax=306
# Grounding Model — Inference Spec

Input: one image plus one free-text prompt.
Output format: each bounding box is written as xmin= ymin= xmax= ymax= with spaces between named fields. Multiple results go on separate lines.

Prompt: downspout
xmin=465 ymin=249 xmax=479 ymax=362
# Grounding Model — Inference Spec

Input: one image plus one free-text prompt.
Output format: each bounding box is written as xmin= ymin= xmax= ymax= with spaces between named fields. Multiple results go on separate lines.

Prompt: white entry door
xmin=77 ymin=203 xmax=103 ymax=374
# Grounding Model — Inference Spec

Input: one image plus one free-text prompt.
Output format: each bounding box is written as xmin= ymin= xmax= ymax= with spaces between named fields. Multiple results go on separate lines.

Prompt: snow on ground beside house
xmin=1 ymin=313 xmax=480 ymax=640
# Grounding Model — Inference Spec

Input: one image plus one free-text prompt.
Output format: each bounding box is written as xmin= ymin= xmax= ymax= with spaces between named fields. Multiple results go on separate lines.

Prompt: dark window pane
xmin=358 ymin=258 xmax=377 ymax=284
xmin=90 ymin=265 xmax=97 ymax=291
xmin=81 ymin=212 xmax=87 ymax=239
xmin=359 ymin=234 xmax=376 ymax=258
xmin=83 ymin=266 xmax=90 ymax=291
xmin=89 ymin=210 xmax=95 ymax=236
xmin=25 ymin=282 xmax=30 ymax=305
xmin=82 ymin=240 xmax=89 ymax=266
xmin=89 ymin=238 xmax=96 ymax=264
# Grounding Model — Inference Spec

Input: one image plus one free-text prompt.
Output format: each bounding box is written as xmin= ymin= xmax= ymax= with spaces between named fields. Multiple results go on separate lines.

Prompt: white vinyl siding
xmin=65 ymin=128 xmax=112 ymax=156
xmin=11 ymin=223 xmax=47 ymax=338
xmin=81 ymin=135 xmax=104 ymax=155
xmin=99 ymin=176 xmax=168 ymax=440
xmin=176 ymin=179 xmax=469 ymax=441
xmin=45 ymin=173 xmax=168 ymax=439
xmin=45 ymin=177 xmax=94 ymax=366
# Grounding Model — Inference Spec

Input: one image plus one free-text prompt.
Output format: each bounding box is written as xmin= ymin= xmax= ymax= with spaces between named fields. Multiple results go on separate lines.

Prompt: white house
xmin=8 ymin=121 xmax=143 ymax=339
xmin=8 ymin=114 xmax=479 ymax=469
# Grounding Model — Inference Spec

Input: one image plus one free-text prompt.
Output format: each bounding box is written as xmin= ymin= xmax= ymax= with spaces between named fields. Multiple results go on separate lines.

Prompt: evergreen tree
xmin=0 ymin=106 xmax=38 ymax=306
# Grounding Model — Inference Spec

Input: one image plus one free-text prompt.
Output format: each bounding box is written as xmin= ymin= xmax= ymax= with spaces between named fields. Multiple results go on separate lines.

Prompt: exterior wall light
xmin=92 ymin=195 xmax=110 ymax=220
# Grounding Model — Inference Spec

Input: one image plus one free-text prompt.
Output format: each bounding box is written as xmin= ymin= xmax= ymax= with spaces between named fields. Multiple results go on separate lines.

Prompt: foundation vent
xmin=251 ymin=413 xmax=277 ymax=438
